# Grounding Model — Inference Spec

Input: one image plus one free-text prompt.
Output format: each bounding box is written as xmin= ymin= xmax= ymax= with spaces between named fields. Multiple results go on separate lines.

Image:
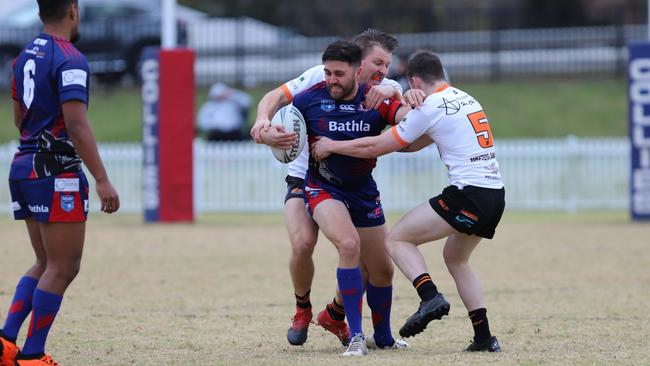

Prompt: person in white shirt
xmin=197 ymin=83 xmax=251 ymax=141
xmin=311 ymin=49 xmax=505 ymax=353
xmin=250 ymin=29 xmax=424 ymax=350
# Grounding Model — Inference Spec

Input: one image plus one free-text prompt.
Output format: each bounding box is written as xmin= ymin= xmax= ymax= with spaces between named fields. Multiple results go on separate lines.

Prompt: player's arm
xmin=311 ymin=131 xmax=402 ymax=161
xmin=13 ymin=101 xmax=22 ymax=129
xmin=253 ymin=86 xmax=299 ymax=150
xmin=62 ymin=101 xmax=119 ymax=213
xmin=403 ymin=88 xmax=427 ymax=108
xmin=398 ymin=134 xmax=433 ymax=152
xmin=259 ymin=124 xmax=297 ymax=150
xmin=365 ymin=84 xmax=404 ymax=109
xmin=389 ymin=104 xmax=432 ymax=152
xmin=12 ymin=64 xmax=22 ymax=129
xmin=394 ymin=104 xmax=411 ymax=123
xmin=254 ymin=65 xmax=324 ymax=147
xmin=313 ymin=106 xmax=432 ymax=160
xmin=250 ymin=86 xmax=291 ymax=144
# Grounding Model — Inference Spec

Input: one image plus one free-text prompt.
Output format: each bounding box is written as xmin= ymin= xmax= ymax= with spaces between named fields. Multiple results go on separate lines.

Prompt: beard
xmin=327 ymin=80 xmax=356 ymax=101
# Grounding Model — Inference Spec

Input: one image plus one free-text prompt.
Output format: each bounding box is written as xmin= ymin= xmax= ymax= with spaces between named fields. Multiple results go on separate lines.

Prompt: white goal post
xmin=161 ymin=0 xmax=178 ymax=49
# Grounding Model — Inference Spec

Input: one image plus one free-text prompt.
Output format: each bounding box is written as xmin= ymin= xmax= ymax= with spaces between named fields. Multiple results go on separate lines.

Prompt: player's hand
xmin=250 ymin=118 xmax=272 ymax=143
xmin=96 ymin=178 xmax=120 ymax=214
xmin=365 ymin=84 xmax=404 ymax=110
xmin=404 ymin=89 xmax=426 ymax=108
xmin=261 ymin=124 xmax=297 ymax=150
xmin=310 ymin=136 xmax=334 ymax=162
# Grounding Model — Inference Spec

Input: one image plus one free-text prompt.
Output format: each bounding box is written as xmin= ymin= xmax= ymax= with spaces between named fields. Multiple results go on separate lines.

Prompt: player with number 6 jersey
xmin=10 ymin=32 xmax=88 ymax=182
xmin=1 ymin=1 xmax=119 ymax=365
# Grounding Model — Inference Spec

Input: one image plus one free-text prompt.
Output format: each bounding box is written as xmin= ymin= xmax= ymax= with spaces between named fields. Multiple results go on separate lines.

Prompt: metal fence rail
xmin=1 ymin=22 xmax=644 ymax=89
xmin=0 ymin=138 xmax=629 ymax=215
xmin=190 ymin=23 xmax=646 ymax=86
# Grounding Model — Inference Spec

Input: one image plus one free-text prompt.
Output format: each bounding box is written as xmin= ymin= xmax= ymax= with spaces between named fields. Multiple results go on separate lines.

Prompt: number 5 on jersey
xmin=467 ymin=110 xmax=493 ymax=148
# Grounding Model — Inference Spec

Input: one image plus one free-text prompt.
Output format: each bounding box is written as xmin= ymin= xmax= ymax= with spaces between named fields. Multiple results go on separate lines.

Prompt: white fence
xmin=0 ymin=137 xmax=629 ymax=215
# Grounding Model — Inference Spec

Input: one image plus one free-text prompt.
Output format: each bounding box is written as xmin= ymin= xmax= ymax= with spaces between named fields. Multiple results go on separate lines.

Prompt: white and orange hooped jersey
xmin=281 ymin=65 xmax=402 ymax=179
xmin=390 ymin=84 xmax=504 ymax=189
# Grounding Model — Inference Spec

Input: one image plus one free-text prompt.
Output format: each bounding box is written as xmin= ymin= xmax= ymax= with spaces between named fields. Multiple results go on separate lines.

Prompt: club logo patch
xmin=367 ymin=206 xmax=384 ymax=219
xmin=61 ymin=194 xmax=75 ymax=212
xmin=321 ymin=99 xmax=335 ymax=112
xmin=304 ymin=186 xmax=322 ymax=198
xmin=367 ymin=199 xmax=384 ymax=219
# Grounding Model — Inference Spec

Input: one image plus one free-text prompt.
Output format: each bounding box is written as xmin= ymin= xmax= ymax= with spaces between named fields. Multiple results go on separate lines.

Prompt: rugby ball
xmin=270 ymin=104 xmax=307 ymax=163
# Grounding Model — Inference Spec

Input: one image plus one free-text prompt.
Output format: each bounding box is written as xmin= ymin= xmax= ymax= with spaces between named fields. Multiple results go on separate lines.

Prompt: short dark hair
xmin=407 ymin=50 xmax=446 ymax=83
xmin=322 ymin=40 xmax=362 ymax=67
xmin=38 ymin=0 xmax=77 ymax=23
xmin=353 ymin=28 xmax=399 ymax=58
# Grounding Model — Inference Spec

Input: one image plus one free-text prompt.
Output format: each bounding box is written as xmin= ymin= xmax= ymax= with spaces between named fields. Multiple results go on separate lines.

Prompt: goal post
xmin=141 ymin=0 xmax=195 ymax=222
xmin=628 ymin=41 xmax=650 ymax=221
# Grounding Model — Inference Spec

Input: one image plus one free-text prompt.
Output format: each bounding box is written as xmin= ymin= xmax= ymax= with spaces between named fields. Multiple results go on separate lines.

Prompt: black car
xmin=0 ymin=0 xmax=188 ymax=88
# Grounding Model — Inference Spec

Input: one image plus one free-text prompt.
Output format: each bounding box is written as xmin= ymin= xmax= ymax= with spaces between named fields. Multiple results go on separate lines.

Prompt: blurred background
xmin=0 ymin=0 xmax=643 ymax=216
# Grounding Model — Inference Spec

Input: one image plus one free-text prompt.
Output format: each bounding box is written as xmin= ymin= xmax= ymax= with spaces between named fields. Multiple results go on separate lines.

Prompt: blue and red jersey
xmin=292 ymin=81 xmax=402 ymax=188
xmin=10 ymin=33 xmax=89 ymax=180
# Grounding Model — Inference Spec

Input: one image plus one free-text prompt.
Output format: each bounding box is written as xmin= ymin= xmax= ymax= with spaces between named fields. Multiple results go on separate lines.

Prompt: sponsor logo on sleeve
xmin=287 ymin=80 xmax=299 ymax=90
xmin=398 ymin=120 xmax=408 ymax=132
xmin=12 ymin=201 xmax=21 ymax=211
xmin=62 ymin=69 xmax=87 ymax=88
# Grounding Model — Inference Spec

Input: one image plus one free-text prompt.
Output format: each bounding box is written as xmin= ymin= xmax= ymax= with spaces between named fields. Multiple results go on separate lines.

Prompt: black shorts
xmin=284 ymin=175 xmax=305 ymax=203
xmin=429 ymin=185 xmax=505 ymax=239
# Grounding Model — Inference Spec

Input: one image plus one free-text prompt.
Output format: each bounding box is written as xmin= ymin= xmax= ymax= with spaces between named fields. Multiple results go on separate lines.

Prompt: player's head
xmin=406 ymin=50 xmax=446 ymax=89
xmin=322 ymin=40 xmax=362 ymax=101
xmin=38 ymin=0 xmax=81 ymax=43
xmin=353 ymin=29 xmax=399 ymax=86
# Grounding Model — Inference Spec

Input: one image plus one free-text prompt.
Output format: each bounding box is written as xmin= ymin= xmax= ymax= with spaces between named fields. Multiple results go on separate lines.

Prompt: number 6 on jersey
xmin=23 ymin=59 xmax=36 ymax=109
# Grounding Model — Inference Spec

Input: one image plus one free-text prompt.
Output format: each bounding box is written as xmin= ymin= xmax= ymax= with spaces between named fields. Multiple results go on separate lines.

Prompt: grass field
xmin=0 ymin=78 xmax=627 ymax=142
xmin=0 ymin=212 xmax=648 ymax=365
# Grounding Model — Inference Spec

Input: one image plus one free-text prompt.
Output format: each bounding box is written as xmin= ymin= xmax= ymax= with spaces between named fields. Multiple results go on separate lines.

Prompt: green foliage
xmin=456 ymin=79 xmax=628 ymax=138
xmin=0 ymin=79 xmax=627 ymax=143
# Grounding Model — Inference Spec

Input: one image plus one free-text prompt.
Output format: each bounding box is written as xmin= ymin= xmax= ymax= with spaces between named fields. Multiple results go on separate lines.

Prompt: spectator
xmin=198 ymin=83 xmax=251 ymax=141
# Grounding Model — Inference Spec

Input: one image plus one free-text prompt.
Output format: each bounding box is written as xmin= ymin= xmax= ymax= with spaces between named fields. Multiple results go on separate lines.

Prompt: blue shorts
xmin=304 ymin=175 xmax=385 ymax=228
xmin=284 ymin=175 xmax=305 ymax=203
xmin=9 ymin=171 xmax=90 ymax=222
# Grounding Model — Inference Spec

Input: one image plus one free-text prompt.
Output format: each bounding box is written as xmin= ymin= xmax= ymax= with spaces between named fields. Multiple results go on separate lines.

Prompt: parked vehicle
xmin=0 ymin=0 xmax=191 ymax=88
